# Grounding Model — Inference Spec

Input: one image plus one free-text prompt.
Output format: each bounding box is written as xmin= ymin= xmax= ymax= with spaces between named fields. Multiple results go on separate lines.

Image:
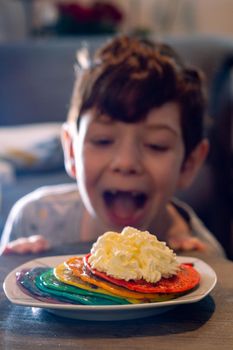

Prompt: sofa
xmin=0 ymin=34 xmax=232 ymax=258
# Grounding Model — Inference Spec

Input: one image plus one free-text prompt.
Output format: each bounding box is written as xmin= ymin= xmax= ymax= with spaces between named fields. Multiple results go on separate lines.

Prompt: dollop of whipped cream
xmin=88 ymin=226 xmax=180 ymax=283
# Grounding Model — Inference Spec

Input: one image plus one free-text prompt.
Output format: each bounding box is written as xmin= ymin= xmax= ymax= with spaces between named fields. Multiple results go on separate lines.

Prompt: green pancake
xmin=36 ymin=269 xmax=130 ymax=305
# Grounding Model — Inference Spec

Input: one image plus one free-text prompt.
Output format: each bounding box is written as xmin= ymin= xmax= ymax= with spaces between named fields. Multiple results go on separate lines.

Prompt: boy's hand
xmin=168 ymin=235 xmax=206 ymax=252
xmin=0 ymin=235 xmax=50 ymax=255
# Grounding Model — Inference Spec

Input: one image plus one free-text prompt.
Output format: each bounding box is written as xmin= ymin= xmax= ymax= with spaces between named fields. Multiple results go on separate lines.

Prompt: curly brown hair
xmin=68 ymin=35 xmax=207 ymax=159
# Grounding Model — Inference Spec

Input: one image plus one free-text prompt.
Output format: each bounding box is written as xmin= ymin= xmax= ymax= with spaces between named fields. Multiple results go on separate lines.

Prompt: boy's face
xmin=71 ymin=102 xmax=189 ymax=233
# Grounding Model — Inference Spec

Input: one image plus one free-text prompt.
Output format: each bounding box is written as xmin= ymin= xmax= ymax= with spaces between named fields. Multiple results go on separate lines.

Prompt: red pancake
xmin=84 ymin=254 xmax=200 ymax=294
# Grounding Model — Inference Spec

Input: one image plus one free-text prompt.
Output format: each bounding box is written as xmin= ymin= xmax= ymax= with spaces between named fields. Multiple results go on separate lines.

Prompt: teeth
xmin=106 ymin=190 xmax=144 ymax=198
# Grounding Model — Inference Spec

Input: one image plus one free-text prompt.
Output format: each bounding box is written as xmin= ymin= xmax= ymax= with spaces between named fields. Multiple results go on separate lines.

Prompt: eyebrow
xmin=92 ymin=115 xmax=115 ymax=125
xmin=145 ymin=124 xmax=180 ymax=136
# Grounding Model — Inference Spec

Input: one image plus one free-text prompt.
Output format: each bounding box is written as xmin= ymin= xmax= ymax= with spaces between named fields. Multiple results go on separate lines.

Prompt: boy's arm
xmin=0 ymin=193 xmax=50 ymax=255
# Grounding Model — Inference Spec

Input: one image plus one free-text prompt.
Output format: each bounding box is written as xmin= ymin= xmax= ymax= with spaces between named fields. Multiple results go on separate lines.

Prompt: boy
xmin=0 ymin=35 xmax=225 ymax=256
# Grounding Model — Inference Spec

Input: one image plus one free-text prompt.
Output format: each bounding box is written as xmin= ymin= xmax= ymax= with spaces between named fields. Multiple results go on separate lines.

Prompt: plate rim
xmin=3 ymin=255 xmax=217 ymax=312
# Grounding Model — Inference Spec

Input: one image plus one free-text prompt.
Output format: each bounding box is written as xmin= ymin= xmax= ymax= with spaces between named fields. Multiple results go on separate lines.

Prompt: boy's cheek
xmin=176 ymin=140 xmax=209 ymax=190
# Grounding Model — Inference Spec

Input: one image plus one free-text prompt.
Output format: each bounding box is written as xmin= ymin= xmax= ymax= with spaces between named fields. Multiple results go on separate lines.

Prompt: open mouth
xmin=102 ymin=190 xmax=148 ymax=225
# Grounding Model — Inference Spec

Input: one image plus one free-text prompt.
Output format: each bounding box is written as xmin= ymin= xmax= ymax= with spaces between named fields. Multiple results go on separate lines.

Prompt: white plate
xmin=3 ymin=255 xmax=217 ymax=321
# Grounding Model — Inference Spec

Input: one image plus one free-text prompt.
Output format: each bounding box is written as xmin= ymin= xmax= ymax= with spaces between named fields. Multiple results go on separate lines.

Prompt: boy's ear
xmin=61 ymin=123 xmax=77 ymax=179
xmin=177 ymin=139 xmax=209 ymax=189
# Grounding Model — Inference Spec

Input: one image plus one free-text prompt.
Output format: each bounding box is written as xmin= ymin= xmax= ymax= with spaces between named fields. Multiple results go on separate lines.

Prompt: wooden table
xmin=0 ymin=243 xmax=233 ymax=350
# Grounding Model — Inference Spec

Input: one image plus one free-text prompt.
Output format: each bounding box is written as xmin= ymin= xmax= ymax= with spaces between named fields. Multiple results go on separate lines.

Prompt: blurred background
xmin=0 ymin=0 xmax=232 ymax=259
xmin=0 ymin=0 xmax=233 ymax=40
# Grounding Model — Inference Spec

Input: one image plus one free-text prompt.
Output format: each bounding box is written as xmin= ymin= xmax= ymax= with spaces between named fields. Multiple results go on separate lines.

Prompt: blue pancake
xmin=16 ymin=267 xmax=65 ymax=304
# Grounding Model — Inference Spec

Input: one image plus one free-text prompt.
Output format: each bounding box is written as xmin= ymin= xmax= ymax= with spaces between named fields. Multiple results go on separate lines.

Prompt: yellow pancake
xmin=54 ymin=263 xmax=138 ymax=304
xmin=65 ymin=257 xmax=177 ymax=302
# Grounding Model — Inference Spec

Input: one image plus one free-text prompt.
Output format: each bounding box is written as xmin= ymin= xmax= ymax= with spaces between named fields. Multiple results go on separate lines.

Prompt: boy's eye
xmin=145 ymin=144 xmax=168 ymax=152
xmin=91 ymin=138 xmax=113 ymax=146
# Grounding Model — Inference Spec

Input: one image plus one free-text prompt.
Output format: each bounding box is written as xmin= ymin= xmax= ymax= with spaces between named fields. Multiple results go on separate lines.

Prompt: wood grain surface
xmin=0 ymin=243 xmax=232 ymax=350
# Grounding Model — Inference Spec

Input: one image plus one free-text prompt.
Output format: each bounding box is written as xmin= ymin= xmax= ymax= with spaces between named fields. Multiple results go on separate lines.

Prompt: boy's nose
xmin=110 ymin=141 xmax=143 ymax=175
